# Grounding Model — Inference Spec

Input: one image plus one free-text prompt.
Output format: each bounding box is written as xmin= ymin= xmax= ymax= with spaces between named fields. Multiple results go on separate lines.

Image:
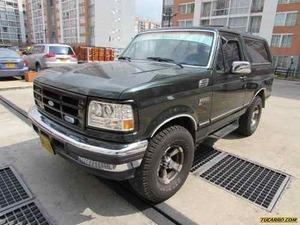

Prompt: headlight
xmin=88 ymin=101 xmax=134 ymax=131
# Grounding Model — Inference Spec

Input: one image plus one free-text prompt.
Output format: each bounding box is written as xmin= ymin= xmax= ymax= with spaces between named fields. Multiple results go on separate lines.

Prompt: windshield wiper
xmin=147 ymin=57 xmax=183 ymax=68
xmin=118 ymin=56 xmax=131 ymax=62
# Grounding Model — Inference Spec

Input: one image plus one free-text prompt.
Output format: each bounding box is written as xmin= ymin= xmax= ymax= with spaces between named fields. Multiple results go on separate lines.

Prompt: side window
xmin=244 ymin=38 xmax=271 ymax=64
xmin=222 ymin=40 xmax=241 ymax=72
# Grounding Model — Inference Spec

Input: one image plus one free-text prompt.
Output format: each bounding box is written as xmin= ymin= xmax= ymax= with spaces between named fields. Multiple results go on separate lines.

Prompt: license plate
xmin=58 ymin=59 xmax=68 ymax=62
xmin=5 ymin=63 xmax=15 ymax=68
xmin=39 ymin=133 xmax=54 ymax=155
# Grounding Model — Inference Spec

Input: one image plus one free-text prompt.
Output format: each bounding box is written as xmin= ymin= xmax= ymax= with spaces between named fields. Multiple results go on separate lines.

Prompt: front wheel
xmin=129 ymin=125 xmax=194 ymax=203
xmin=238 ymin=96 xmax=262 ymax=136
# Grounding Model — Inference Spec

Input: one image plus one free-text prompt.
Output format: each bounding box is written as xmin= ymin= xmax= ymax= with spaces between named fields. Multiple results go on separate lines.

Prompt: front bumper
xmin=28 ymin=106 xmax=148 ymax=180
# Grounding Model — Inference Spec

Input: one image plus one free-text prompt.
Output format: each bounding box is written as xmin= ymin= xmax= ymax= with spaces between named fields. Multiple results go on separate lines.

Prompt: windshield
xmin=49 ymin=46 xmax=74 ymax=55
xmin=121 ymin=31 xmax=215 ymax=67
xmin=0 ymin=49 xmax=20 ymax=58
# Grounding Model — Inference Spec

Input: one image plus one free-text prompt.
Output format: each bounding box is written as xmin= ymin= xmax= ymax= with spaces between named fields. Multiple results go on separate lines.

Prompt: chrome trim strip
xmin=150 ymin=114 xmax=197 ymax=138
xmin=199 ymin=120 xmax=210 ymax=127
xmin=246 ymin=87 xmax=267 ymax=106
xmin=211 ymin=106 xmax=245 ymax=122
xmin=28 ymin=106 xmax=148 ymax=158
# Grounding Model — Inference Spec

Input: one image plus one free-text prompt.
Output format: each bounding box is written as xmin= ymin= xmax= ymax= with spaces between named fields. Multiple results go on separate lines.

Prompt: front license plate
xmin=5 ymin=63 xmax=15 ymax=68
xmin=39 ymin=133 xmax=54 ymax=155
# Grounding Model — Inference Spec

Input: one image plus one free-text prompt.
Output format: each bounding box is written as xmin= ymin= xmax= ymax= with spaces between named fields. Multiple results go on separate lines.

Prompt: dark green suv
xmin=29 ymin=27 xmax=274 ymax=203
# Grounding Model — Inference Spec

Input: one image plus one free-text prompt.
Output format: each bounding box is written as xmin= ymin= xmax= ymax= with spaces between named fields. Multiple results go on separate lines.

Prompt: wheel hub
xmin=157 ymin=145 xmax=184 ymax=184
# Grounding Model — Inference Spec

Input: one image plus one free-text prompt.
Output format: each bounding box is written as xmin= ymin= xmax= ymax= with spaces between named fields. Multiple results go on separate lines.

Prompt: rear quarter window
xmin=244 ymin=38 xmax=271 ymax=64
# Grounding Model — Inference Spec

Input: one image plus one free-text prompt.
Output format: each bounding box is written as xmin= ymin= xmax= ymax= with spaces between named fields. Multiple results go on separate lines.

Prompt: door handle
xmin=239 ymin=76 xmax=247 ymax=81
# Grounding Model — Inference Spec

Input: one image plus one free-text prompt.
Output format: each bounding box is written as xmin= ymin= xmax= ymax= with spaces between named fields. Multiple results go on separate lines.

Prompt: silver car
xmin=24 ymin=44 xmax=78 ymax=71
xmin=0 ymin=48 xmax=28 ymax=78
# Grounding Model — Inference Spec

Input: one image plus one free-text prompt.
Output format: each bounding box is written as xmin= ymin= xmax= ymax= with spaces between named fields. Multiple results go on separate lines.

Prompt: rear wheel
xmin=129 ymin=125 xmax=194 ymax=203
xmin=238 ymin=96 xmax=262 ymax=136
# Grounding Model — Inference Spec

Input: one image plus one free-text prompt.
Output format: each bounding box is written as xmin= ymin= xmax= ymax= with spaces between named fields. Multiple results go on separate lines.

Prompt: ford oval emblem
xmin=48 ymin=100 xmax=54 ymax=107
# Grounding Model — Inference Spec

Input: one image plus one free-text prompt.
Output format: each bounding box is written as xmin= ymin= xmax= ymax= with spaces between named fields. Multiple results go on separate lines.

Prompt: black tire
xmin=129 ymin=125 xmax=194 ymax=203
xmin=238 ymin=96 xmax=263 ymax=136
xmin=35 ymin=63 xmax=41 ymax=72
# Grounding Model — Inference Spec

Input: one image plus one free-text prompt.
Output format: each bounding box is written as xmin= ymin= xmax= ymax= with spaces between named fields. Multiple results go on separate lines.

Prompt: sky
xmin=135 ymin=0 xmax=163 ymax=23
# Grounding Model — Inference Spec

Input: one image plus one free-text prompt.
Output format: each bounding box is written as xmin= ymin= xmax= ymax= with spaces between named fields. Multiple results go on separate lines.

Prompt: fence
xmin=72 ymin=46 xmax=115 ymax=62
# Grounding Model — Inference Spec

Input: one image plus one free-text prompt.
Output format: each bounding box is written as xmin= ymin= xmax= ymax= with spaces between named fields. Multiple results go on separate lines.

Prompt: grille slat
xmin=34 ymin=83 xmax=86 ymax=130
xmin=192 ymin=148 xmax=290 ymax=211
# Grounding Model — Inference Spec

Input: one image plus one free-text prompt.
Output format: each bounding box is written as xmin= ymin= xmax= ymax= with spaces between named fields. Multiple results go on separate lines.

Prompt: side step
xmin=209 ymin=120 xmax=239 ymax=139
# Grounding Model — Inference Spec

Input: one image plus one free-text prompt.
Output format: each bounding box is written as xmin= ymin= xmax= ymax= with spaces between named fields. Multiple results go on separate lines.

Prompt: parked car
xmin=24 ymin=44 xmax=78 ymax=71
xmin=0 ymin=48 xmax=28 ymax=78
xmin=28 ymin=27 xmax=274 ymax=203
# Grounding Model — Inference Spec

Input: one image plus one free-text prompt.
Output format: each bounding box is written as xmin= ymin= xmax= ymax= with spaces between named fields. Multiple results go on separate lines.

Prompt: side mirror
xmin=232 ymin=61 xmax=251 ymax=74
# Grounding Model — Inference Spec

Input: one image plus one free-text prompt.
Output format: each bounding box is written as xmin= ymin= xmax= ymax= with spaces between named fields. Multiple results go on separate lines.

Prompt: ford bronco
xmin=29 ymin=27 xmax=274 ymax=203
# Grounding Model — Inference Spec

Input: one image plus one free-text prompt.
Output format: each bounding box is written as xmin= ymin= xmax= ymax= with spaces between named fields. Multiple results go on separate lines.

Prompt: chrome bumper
xmin=28 ymin=106 xmax=148 ymax=173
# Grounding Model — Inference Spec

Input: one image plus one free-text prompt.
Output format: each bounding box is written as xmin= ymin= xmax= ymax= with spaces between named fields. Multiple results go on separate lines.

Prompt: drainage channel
xmin=0 ymin=166 xmax=53 ymax=225
xmin=192 ymin=146 xmax=291 ymax=212
xmin=0 ymin=95 xmax=197 ymax=225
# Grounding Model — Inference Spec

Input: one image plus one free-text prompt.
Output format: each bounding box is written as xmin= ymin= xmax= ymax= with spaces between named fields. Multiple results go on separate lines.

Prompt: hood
xmin=35 ymin=61 xmax=188 ymax=99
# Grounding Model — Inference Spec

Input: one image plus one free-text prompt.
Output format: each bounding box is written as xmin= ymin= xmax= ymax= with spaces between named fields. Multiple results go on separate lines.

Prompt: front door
xmin=210 ymin=33 xmax=246 ymax=123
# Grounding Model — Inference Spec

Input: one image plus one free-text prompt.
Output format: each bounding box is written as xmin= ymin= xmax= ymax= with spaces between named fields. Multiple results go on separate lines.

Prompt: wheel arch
xmin=254 ymin=88 xmax=266 ymax=108
xmin=150 ymin=114 xmax=197 ymax=141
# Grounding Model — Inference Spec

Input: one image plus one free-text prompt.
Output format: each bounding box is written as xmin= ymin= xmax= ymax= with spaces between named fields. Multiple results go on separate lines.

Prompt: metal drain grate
xmin=0 ymin=202 xmax=50 ymax=225
xmin=198 ymin=154 xmax=290 ymax=211
xmin=0 ymin=167 xmax=32 ymax=212
xmin=191 ymin=147 xmax=221 ymax=172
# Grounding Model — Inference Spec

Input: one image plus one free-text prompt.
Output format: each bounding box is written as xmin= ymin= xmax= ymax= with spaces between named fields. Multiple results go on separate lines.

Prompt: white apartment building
xmin=193 ymin=0 xmax=278 ymax=43
xmin=0 ymin=0 xmax=26 ymax=45
xmin=26 ymin=0 xmax=135 ymax=48
xmin=135 ymin=17 xmax=160 ymax=34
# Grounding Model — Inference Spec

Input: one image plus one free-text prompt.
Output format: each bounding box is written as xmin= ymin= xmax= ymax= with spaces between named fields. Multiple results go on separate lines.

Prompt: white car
xmin=24 ymin=44 xmax=78 ymax=71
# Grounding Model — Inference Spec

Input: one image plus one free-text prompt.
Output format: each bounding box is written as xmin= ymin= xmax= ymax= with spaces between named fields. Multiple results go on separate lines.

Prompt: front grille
xmin=33 ymin=83 xmax=87 ymax=130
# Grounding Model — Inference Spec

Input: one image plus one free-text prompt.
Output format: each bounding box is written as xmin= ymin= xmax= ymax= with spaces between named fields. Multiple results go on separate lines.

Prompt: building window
xmin=178 ymin=3 xmax=194 ymax=14
xmin=211 ymin=18 xmax=227 ymax=26
xmin=281 ymin=35 xmax=293 ymax=47
xmin=271 ymin=35 xmax=281 ymax=47
xmin=278 ymin=0 xmax=300 ymax=4
xmin=251 ymin=0 xmax=264 ymax=13
xmin=178 ymin=20 xmax=193 ymax=27
xmin=275 ymin=12 xmax=298 ymax=26
xmin=201 ymin=2 xmax=211 ymax=17
xmin=229 ymin=17 xmax=248 ymax=32
xmin=230 ymin=0 xmax=251 ymax=15
xmin=273 ymin=55 xmax=291 ymax=68
xmin=200 ymin=19 xmax=210 ymax=26
xmin=271 ymin=34 xmax=293 ymax=48
xmin=212 ymin=0 xmax=230 ymax=16
xmin=249 ymin=16 xmax=262 ymax=33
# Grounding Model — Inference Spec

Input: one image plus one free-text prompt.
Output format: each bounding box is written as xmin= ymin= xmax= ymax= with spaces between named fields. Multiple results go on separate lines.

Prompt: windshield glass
xmin=49 ymin=46 xmax=74 ymax=55
xmin=121 ymin=31 xmax=215 ymax=67
xmin=0 ymin=49 xmax=20 ymax=58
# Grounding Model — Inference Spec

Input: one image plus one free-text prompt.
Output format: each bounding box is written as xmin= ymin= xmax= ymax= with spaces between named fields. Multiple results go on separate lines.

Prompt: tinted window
xmin=0 ymin=49 xmax=19 ymax=58
xmin=49 ymin=46 xmax=74 ymax=55
xmin=244 ymin=38 xmax=270 ymax=64
xmin=222 ymin=40 xmax=241 ymax=71
xmin=32 ymin=46 xmax=45 ymax=54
